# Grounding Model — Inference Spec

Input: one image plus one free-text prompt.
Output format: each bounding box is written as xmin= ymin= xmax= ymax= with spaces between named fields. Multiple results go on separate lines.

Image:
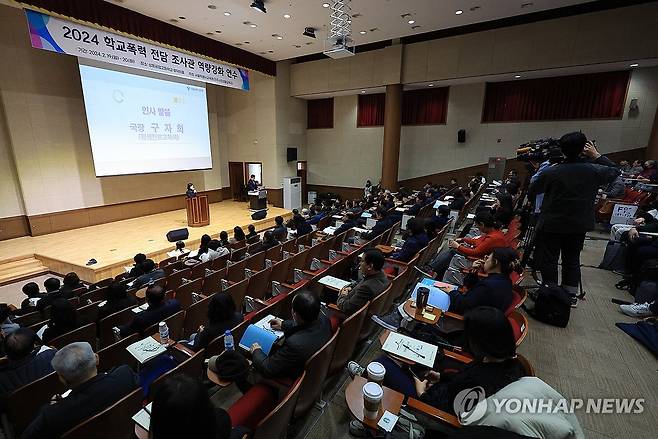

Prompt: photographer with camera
xmin=528 ymin=132 xmax=620 ymax=305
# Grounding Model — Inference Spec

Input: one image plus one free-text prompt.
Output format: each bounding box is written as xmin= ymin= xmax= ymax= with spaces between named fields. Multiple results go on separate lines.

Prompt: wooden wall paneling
xmin=0 ymin=216 xmax=30 ymax=241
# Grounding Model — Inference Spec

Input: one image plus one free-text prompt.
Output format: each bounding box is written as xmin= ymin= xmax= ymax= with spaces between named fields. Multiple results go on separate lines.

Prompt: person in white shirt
xmin=198 ymin=239 xmax=229 ymax=263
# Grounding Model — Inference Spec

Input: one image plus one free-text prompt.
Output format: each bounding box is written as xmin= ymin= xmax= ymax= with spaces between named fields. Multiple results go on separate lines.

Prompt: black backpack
xmin=526 ymin=283 xmax=571 ymax=328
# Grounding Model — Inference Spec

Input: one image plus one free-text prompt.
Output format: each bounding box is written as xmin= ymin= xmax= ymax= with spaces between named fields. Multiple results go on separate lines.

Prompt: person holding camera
xmin=529 ymin=132 xmax=620 ymax=305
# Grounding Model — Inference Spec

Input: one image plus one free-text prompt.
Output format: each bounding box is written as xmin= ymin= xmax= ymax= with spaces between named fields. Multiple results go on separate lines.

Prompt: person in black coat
xmin=119 ymin=285 xmax=181 ymax=337
xmin=273 ymin=215 xmax=288 ymax=242
xmin=334 ymin=212 xmax=360 ymax=236
xmin=448 ymin=189 xmax=467 ymax=211
xmin=23 ymin=341 xmax=138 ymax=439
xmin=0 ymin=328 xmax=56 ymax=397
xmin=249 ymin=291 xmax=331 ymax=379
xmin=18 ymin=282 xmax=47 ymax=314
xmin=36 ymin=277 xmax=64 ymax=313
xmin=189 ymin=292 xmax=243 ymax=352
xmin=529 ymin=133 xmax=619 ymax=296
xmin=150 ymin=375 xmax=233 ymax=439
xmin=129 ymin=253 xmax=147 ymax=278
xmin=449 ymin=248 xmax=520 ymax=314
xmin=131 ymin=259 xmax=166 ymax=289
xmin=391 ymin=218 xmax=429 ymax=262
xmin=41 ymin=299 xmax=78 ymax=345
xmin=256 ymin=231 xmax=280 ymax=253
xmin=97 ymin=282 xmax=138 ymax=321
xmin=58 ymin=272 xmax=85 ymax=297
xmin=293 ymin=214 xmax=313 ymax=237
xmin=405 ymin=193 xmax=427 ymax=216
xmin=363 ymin=206 xmax=392 ymax=240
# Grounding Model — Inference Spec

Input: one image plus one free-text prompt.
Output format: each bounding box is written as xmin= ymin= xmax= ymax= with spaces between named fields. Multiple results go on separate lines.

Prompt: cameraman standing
xmin=529 ymin=132 xmax=620 ymax=304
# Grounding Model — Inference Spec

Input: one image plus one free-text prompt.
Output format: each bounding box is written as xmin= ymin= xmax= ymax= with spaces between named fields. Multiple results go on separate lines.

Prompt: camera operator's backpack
xmin=526 ymin=283 xmax=571 ymax=328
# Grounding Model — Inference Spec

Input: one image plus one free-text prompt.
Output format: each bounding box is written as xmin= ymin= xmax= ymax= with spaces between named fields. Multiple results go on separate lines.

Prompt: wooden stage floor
xmin=0 ymin=201 xmax=292 ymax=284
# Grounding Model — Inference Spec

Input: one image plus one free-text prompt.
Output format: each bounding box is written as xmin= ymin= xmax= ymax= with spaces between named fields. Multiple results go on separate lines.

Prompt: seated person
xmin=627 ymin=159 xmax=644 ymax=175
xmin=131 ymin=259 xmax=166 ymax=289
xmin=406 ymin=193 xmax=427 ymax=216
xmin=169 ymin=240 xmax=189 ymax=258
xmin=231 ymin=226 xmax=247 ymax=244
xmin=449 ymin=248 xmax=519 ymax=315
xmin=199 ymin=239 xmax=230 ymax=263
xmin=150 ymin=375 xmax=233 ymax=439
xmin=273 ymin=215 xmax=288 ymax=241
xmin=0 ymin=328 xmax=56 ymax=397
xmin=188 ymin=292 xmax=243 ymax=352
xmin=349 ymin=306 xmax=523 ymax=414
xmin=293 ymin=214 xmax=313 ymax=237
xmin=427 ymin=205 xmax=451 ymax=231
xmin=0 ymin=303 xmax=20 ymax=336
xmin=40 ymin=298 xmax=79 ymax=345
xmin=244 ymin=290 xmax=331 ymax=379
xmin=448 ymin=189 xmax=467 ymax=211
xmin=246 ymin=224 xmax=259 ymax=240
xmin=430 ymin=211 xmax=506 ymax=285
xmin=36 ymin=277 xmax=63 ymax=313
xmin=258 ymin=230 xmax=280 ymax=252
xmin=609 ymin=200 xmax=658 ymax=242
xmin=601 ymin=175 xmax=626 ymax=199
xmin=335 ymin=249 xmax=390 ymax=315
xmin=219 ymin=231 xmax=231 ymax=248
xmin=19 ymin=282 xmax=47 ymax=313
xmin=59 ymin=272 xmax=85 ymax=296
xmin=119 ymin=285 xmax=181 ymax=337
xmin=308 ymin=206 xmax=328 ymax=225
xmin=97 ymin=282 xmax=138 ymax=321
xmin=391 ymin=218 xmax=429 ymax=262
xmin=23 ymin=341 xmax=138 ymax=439
xmin=334 ymin=211 xmax=360 ymax=236
xmin=129 ymin=253 xmax=147 ymax=278
xmin=197 ymin=234 xmax=212 ymax=256
xmin=363 ymin=206 xmax=392 ymax=240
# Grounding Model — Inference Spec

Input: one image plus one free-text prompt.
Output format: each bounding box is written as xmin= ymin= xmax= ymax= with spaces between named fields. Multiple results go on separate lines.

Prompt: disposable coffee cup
xmin=367 ymin=361 xmax=386 ymax=384
xmin=362 ymin=382 xmax=383 ymax=419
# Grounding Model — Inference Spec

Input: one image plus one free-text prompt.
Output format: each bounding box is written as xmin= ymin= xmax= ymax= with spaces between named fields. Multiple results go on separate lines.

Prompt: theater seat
xmin=227 ymin=384 xmax=277 ymax=430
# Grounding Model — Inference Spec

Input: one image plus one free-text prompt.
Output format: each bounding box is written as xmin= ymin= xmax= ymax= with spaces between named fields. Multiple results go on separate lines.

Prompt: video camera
xmin=516 ymin=138 xmax=562 ymax=163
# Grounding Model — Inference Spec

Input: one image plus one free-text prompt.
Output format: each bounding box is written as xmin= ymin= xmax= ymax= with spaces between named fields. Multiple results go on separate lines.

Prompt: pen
xmin=402 ymin=343 xmax=426 ymax=359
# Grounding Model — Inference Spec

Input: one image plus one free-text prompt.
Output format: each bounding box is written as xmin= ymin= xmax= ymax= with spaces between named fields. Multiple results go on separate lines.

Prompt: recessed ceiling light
xmin=428 ymin=83 xmax=434 ymax=87
xmin=411 ymin=25 xmax=421 ymax=29
xmin=283 ymin=13 xmax=291 ymax=19
xmin=244 ymin=41 xmax=250 ymax=44
xmin=236 ymin=43 xmax=242 ymax=46
xmin=215 ymin=30 xmax=222 ymax=33
xmin=361 ymin=90 xmax=366 ymax=94
xmin=408 ymin=20 xmax=415 ymax=24
xmin=268 ymin=50 xmax=274 ymax=53
xmin=274 ymin=35 xmax=283 ymax=40
xmin=470 ymin=6 xmax=481 ymax=11
xmin=206 ymin=32 xmax=213 ymax=35
xmin=169 ymin=18 xmax=179 ymax=23
xmin=630 ymin=63 xmax=639 ymax=67
xmin=521 ymin=2 xmax=534 ymax=8
xmin=293 ymin=44 xmax=301 ymax=48
xmin=207 ymin=4 xmax=217 ymax=9
xmin=455 ymin=10 xmax=463 ymax=15
xmin=251 ymin=24 xmax=258 ymax=28
xmin=322 ymin=3 xmax=330 ymax=8
xmin=305 ymin=42 xmax=313 ymax=45
xmin=223 ymin=11 xmax=231 ymax=16
xmin=259 ymin=51 xmax=267 ymax=55
xmin=514 ymin=75 xmax=521 ymax=78
xmin=178 ymin=16 xmax=186 ymax=19
xmin=359 ymin=30 xmax=366 ymax=34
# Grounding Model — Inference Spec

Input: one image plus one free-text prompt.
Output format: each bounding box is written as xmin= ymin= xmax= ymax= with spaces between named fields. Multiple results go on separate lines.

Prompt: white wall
xmin=306 ymin=95 xmax=384 ymax=188
xmin=399 ymin=67 xmax=658 ymax=181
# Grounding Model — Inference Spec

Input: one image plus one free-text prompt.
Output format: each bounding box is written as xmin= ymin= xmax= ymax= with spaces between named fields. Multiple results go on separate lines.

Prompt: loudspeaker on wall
xmin=457 ymin=129 xmax=466 ymax=143
xmin=166 ymin=228 xmax=189 ymax=242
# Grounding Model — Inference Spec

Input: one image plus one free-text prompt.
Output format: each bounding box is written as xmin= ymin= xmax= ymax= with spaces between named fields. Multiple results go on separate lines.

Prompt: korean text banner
xmin=24 ymin=9 xmax=250 ymax=91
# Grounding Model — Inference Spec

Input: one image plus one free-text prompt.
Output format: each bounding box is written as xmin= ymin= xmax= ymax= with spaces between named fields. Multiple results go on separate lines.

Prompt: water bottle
xmin=158 ymin=321 xmax=169 ymax=346
xmin=224 ymin=330 xmax=234 ymax=351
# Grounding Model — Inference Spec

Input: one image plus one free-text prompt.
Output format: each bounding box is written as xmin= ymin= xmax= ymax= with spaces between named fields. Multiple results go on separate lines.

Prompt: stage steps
xmin=0 ymin=256 xmax=49 ymax=285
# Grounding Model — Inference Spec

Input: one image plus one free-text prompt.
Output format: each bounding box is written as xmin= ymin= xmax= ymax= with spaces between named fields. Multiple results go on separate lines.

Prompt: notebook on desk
xmin=126 ymin=336 xmax=167 ymax=364
xmin=132 ymin=402 xmax=152 ymax=431
xmin=239 ymin=324 xmax=279 ymax=355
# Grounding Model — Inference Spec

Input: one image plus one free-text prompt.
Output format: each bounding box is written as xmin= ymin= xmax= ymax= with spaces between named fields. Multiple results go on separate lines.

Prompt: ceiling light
xmin=408 ymin=20 xmax=415 ymax=24
xmin=428 ymin=83 xmax=434 ymax=87
xmin=268 ymin=50 xmax=274 ymax=53
xmin=283 ymin=13 xmax=291 ymax=18
xmin=251 ymin=0 xmax=267 ymax=13
xmin=178 ymin=16 xmax=186 ymax=19
xmin=361 ymin=90 xmax=366 ymax=94
xmin=169 ymin=18 xmax=179 ymax=23
xmin=206 ymin=32 xmax=214 ymax=35
xmin=250 ymin=23 xmax=258 ymax=28
xmin=215 ymin=30 xmax=222 ymax=33
xmin=293 ymin=44 xmax=301 ymax=48
xmin=224 ymin=11 xmax=231 ymax=16
xmin=272 ymin=34 xmax=283 ymax=40
xmin=411 ymin=25 xmax=421 ymax=29
xmin=322 ymin=3 xmax=330 ymax=7
xmin=303 ymin=27 xmax=316 ymax=38
xmin=470 ymin=6 xmax=481 ymax=11
xmin=359 ymin=30 xmax=366 ymax=34
xmin=514 ymin=75 xmax=521 ymax=78
xmin=208 ymin=4 xmax=217 ymax=9
xmin=455 ymin=10 xmax=463 ymax=15
xmin=630 ymin=63 xmax=639 ymax=67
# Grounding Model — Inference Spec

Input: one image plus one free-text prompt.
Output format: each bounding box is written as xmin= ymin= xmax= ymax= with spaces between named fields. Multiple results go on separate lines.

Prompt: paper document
xmin=444 ymin=196 xmax=454 ymax=200
xmin=28 ymin=297 xmax=41 ymax=307
xmin=401 ymin=214 xmax=413 ymax=231
xmin=239 ymin=324 xmax=278 ymax=355
xmin=411 ymin=281 xmax=451 ymax=311
xmin=126 ymin=336 xmax=167 ymax=364
xmin=433 ymin=200 xmax=449 ymax=208
xmin=253 ymin=314 xmax=284 ymax=339
xmin=361 ymin=212 xmax=373 ymax=218
xmin=466 ymin=213 xmax=476 ymax=219
xmin=353 ymin=227 xmax=370 ymax=234
xmin=378 ymin=411 xmax=399 ymax=432
xmin=319 ymin=275 xmax=352 ymax=291
xmin=332 ymin=215 xmax=343 ymax=219
xmin=132 ymin=402 xmax=152 ymax=431
xmin=132 ymin=303 xmax=149 ymax=313
xmin=323 ymin=226 xmax=337 ymax=235
xmin=395 ymin=207 xmax=406 ymax=212
xmin=382 ymin=332 xmax=438 ymax=368
xmin=124 ymin=265 xmax=133 ymax=274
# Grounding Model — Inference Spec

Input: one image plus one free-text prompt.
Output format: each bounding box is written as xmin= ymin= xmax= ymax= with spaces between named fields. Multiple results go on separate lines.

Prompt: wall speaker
xmin=166 ymin=228 xmax=189 ymax=242
xmin=287 ymin=147 xmax=298 ymax=162
xmin=251 ymin=210 xmax=267 ymax=220
xmin=457 ymin=129 xmax=466 ymax=143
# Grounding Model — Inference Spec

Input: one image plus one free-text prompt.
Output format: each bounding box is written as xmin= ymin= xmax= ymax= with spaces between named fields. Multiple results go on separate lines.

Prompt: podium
xmin=248 ymin=189 xmax=268 ymax=211
xmin=186 ymin=195 xmax=210 ymax=227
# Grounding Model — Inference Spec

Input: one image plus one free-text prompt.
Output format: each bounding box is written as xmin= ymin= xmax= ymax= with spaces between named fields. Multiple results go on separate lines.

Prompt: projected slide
xmin=79 ymin=64 xmax=212 ymax=176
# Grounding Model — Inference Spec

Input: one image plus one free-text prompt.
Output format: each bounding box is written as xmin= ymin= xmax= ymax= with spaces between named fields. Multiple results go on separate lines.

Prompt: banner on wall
xmin=24 ymin=9 xmax=250 ymax=90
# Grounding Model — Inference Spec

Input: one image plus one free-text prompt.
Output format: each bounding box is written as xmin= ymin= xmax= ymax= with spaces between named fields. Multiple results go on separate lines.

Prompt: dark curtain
xmin=402 ymin=88 xmax=449 ymax=125
xmin=22 ymin=0 xmax=276 ymax=75
xmin=307 ymin=98 xmax=334 ymax=129
xmin=357 ymin=94 xmax=386 ymax=127
xmin=482 ymin=70 xmax=630 ymax=122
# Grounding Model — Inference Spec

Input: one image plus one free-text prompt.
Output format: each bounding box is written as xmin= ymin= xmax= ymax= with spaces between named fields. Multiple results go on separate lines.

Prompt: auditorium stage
xmin=0 ymin=200 xmax=293 ymax=285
